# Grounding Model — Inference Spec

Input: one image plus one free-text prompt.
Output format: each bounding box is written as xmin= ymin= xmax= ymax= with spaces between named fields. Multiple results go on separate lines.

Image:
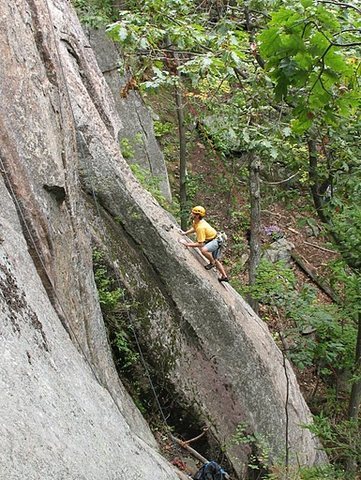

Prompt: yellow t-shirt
xmin=193 ymin=219 xmax=217 ymax=243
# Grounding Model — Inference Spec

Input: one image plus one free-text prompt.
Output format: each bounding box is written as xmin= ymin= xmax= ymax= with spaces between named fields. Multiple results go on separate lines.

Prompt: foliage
xmin=106 ymin=0 xmax=361 ymax=227
xmin=266 ymin=463 xmax=347 ymax=480
xmin=228 ymin=422 xmax=270 ymax=475
xmin=153 ymin=120 xmax=173 ymax=138
xmin=201 ymin=93 xmax=309 ymax=173
xmin=230 ymin=208 xmax=250 ymax=231
xmin=330 ymin=204 xmax=361 ymax=271
xmin=264 ymin=225 xmax=284 ymax=241
xmin=258 ymin=1 xmax=361 ymax=297
xmin=231 ymin=232 xmax=248 ymax=256
xmin=305 ymin=415 xmax=361 ymax=467
xmin=328 ymin=260 xmax=361 ymax=319
xmin=104 ymin=0 xmax=361 ymax=471
xmin=242 ymin=260 xmax=357 ymax=377
xmin=242 ymin=259 xmax=296 ymax=304
xmin=120 ymin=137 xmax=135 ymax=159
xmin=72 ymin=0 xmax=116 ymax=27
xmin=230 ymin=418 xmax=352 ymax=478
xmin=106 ymin=0 xmax=250 ymax=90
xmin=114 ymin=330 xmax=139 ymax=370
xmin=225 ymin=419 xmax=352 ymax=479
xmin=259 ymin=0 xmax=361 ymax=134
xmin=130 ymin=164 xmax=180 ymax=220
xmin=120 ymin=133 xmax=144 ymax=160
xmin=131 ymin=163 xmax=167 ymax=206
xmin=92 ymin=249 xmax=139 ymax=372
xmin=93 ymin=249 xmax=122 ymax=311
xmin=286 ymin=295 xmax=356 ymax=374
xmin=185 ymin=172 xmax=203 ymax=204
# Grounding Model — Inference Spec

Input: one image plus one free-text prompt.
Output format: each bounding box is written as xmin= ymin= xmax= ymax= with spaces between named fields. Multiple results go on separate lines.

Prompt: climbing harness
xmin=216 ymin=231 xmax=227 ymax=251
xmin=212 ymin=230 xmax=228 ymax=259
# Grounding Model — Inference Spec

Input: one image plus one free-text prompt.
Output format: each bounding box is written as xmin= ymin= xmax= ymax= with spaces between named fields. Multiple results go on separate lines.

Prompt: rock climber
xmin=179 ymin=206 xmax=229 ymax=283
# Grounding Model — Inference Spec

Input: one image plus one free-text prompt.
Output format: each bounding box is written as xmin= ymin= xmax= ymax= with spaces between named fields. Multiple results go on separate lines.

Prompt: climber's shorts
xmin=204 ymin=238 xmax=221 ymax=259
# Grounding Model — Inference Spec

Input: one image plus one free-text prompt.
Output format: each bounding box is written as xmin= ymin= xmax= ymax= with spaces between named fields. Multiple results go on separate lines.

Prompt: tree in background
xmin=107 ymin=0 xmax=280 ymax=289
xmin=72 ymin=0 xmax=116 ymax=27
xmin=259 ymin=2 xmax=360 ymax=473
xmin=107 ymin=0 xmax=219 ymax=228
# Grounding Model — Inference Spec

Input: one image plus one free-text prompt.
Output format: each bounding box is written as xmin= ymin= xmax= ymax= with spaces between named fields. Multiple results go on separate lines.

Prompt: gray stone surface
xmin=0 ymin=0 xmax=327 ymax=478
xmin=0 ymin=176 xmax=177 ymax=480
xmin=86 ymin=27 xmax=172 ymax=202
xmin=263 ymin=238 xmax=295 ymax=264
xmin=0 ymin=1 xmax=176 ymax=478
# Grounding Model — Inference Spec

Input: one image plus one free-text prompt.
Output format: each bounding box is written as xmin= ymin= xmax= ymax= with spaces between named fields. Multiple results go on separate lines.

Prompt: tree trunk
xmin=291 ymin=252 xmax=340 ymax=303
xmin=348 ymin=311 xmax=361 ymax=421
xmin=308 ymin=137 xmax=361 ymax=475
xmin=307 ymin=137 xmax=349 ymax=254
xmin=346 ymin=313 xmax=361 ymax=475
xmin=174 ymin=83 xmax=187 ymax=230
xmin=307 ymin=138 xmax=329 ymax=224
xmin=165 ymin=38 xmax=188 ymax=230
xmin=248 ymin=153 xmax=261 ymax=314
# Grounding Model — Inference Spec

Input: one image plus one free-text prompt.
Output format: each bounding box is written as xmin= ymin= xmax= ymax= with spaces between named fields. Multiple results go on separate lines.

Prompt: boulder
xmin=0 ymin=175 xmax=177 ymax=480
xmin=263 ymin=238 xmax=295 ymax=264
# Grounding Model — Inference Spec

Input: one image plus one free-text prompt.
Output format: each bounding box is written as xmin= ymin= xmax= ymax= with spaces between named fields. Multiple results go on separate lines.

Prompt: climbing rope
xmin=0 ymin=0 xmax=174 ymax=452
xmin=0 ymin=153 xmax=102 ymax=388
xmin=42 ymin=0 xmax=175 ymax=445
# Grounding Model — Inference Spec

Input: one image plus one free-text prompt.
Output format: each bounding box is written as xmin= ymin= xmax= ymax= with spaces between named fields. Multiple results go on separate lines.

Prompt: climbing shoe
xmin=218 ymin=276 xmax=229 ymax=282
xmin=205 ymin=263 xmax=215 ymax=270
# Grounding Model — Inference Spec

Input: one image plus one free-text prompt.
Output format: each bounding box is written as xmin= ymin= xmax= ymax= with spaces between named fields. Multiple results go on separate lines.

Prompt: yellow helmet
xmin=192 ymin=205 xmax=206 ymax=217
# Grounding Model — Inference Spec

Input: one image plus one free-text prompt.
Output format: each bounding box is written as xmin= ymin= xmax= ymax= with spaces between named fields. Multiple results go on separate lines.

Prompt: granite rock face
xmin=86 ymin=27 xmax=172 ymax=202
xmin=0 ymin=1 xmax=176 ymax=478
xmin=0 ymin=0 xmax=326 ymax=478
xmin=0 ymin=175 xmax=177 ymax=480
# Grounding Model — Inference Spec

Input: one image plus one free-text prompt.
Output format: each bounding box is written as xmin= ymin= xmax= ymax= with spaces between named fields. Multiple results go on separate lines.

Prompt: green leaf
xmin=274 ymin=74 xmax=288 ymax=99
xmin=325 ymin=50 xmax=350 ymax=74
xmin=308 ymin=80 xmax=332 ymax=109
xmin=200 ymin=55 xmax=213 ymax=72
xmin=270 ymin=147 xmax=278 ymax=159
xmin=301 ymin=0 xmax=313 ymax=7
xmin=230 ymin=51 xmax=242 ymax=67
xmin=259 ymin=27 xmax=283 ymax=58
xmin=242 ymin=128 xmax=250 ymax=144
xmin=291 ymin=110 xmax=313 ymax=134
xmin=309 ymin=31 xmax=329 ymax=54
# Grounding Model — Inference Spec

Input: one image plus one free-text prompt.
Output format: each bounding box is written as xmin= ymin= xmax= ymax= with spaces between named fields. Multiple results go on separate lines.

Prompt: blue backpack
xmin=193 ymin=461 xmax=228 ymax=480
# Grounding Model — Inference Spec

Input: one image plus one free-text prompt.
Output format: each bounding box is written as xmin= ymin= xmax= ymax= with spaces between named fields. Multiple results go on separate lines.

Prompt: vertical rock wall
xmin=86 ymin=27 xmax=172 ymax=202
xmin=0 ymin=0 xmax=177 ymax=478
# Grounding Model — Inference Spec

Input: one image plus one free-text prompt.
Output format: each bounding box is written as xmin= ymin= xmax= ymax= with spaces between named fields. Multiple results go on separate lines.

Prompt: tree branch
xmin=309 ymin=43 xmax=333 ymax=94
xmin=334 ymin=28 xmax=361 ymax=35
xmin=291 ymin=252 xmax=340 ymax=303
xmin=332 ymin=41 xmax=361 ymax=47
xmin=303 ymin=241 xmax=338 ymax=254
xmin=261 ymin=171 xmax=300 ymax=185
xmin=317 ymin=0 xmax=361 ymax=15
